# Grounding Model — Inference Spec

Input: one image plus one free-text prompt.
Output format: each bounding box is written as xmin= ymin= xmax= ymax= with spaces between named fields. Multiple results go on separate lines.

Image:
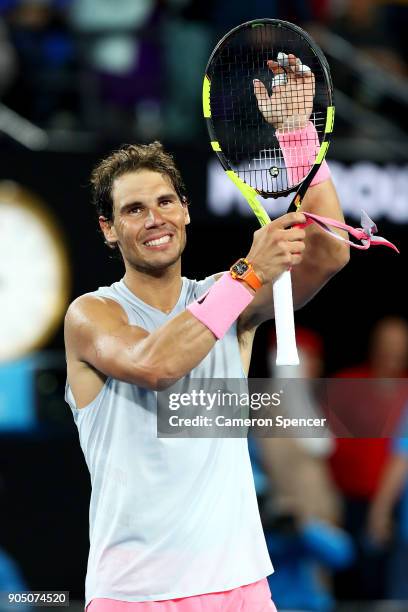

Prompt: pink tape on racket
xmin=187 ymin=272 xmax=254 ymax=339
xmin=276 ymin=122 xmax=330 ymax=187
xmin=301 ymin=210 xmax=399 ymax=252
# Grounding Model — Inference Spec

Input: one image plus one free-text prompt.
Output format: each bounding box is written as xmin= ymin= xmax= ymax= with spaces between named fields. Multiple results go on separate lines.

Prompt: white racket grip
xmin=272 ymin=270 xmax=300 ymax=366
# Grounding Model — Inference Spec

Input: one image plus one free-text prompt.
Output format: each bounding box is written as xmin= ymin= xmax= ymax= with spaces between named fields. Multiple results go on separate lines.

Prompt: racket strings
xmin=210 ymin=22 xmax=330 ymax=195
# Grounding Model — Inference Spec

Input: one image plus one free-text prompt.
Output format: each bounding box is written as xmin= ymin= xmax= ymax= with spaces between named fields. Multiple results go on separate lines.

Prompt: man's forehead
xmin=112 ymin=170 xmax=175 ymax=202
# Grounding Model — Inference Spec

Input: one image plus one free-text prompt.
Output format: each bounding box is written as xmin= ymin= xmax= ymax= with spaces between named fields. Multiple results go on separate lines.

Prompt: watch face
xmin=232 ymin=260 xmax=249 ymax=276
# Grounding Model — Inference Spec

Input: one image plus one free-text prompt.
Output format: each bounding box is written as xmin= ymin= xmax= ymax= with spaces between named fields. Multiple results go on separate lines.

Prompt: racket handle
xmin=272 ymin=270 xmax=300 ymax=366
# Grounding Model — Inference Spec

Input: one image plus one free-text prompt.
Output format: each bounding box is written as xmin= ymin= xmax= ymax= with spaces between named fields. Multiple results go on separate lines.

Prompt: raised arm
xmin=65 ymin=212 xmax=307 ymax=391
xmin=238 ymin=178 xmax=349 ymax=332
xmin=239 ymin=53 xmax=349 ymax=331
xmin=291 ymin=177 xmax=350 ymax=308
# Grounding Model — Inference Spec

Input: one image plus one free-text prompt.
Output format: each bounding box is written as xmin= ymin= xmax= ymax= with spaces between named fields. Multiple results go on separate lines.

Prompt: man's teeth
xmin=145 ymin=235 xmax=171 ymax=247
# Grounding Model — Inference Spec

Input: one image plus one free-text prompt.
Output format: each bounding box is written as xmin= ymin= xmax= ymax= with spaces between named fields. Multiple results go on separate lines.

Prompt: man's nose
xmin=144 ymin=208 xmax=166 ymax=229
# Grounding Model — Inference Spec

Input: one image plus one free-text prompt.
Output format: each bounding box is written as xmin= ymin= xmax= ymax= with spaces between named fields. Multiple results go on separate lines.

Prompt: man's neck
xmin=123 ymin=263 xmax=183 ymax=314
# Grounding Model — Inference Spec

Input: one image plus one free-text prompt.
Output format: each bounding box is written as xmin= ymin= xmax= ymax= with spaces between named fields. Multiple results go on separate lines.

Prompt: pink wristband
xmin=187 ymin=272 xmax=254 ymax=340
xmin=276 ymin=121 xmax=330 ymax=188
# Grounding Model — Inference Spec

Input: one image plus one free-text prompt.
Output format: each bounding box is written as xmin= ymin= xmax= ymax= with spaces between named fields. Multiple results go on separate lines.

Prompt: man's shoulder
xmin=65 ymin=289 xmax=127 ymax=334
xmin=65 ymin=279 xmax=121 ymax=314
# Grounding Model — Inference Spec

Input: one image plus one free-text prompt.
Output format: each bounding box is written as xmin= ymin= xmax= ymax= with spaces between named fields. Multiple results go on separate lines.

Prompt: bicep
xmin=65 ymin=296 xmax=152 ymax=386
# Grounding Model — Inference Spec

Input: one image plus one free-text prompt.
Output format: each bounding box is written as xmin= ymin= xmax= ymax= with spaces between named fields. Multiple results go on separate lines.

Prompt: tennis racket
xmin=203 ymin=19 xmax=334 ymax=365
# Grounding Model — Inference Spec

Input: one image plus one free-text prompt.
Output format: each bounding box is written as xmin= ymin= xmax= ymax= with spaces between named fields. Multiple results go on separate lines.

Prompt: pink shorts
xmin=87 ymin=578 xmax=277 ymax=611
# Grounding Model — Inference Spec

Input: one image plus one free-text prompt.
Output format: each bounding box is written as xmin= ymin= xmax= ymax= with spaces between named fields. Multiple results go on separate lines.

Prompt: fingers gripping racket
xmin=203 ymin=19 xmax=334 ymax=365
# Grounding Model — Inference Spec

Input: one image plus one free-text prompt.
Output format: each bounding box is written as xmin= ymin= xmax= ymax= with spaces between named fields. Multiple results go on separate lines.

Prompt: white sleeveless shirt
xmin=65 ymin=277 xmax=273 ymax=606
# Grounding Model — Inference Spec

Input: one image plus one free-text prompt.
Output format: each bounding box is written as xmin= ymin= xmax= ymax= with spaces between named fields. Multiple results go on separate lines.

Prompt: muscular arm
xmin=238 ymin=178 xmax=350 ymax=331
xmin=66 ymin=213 xmax=308 ymax=389
xmin=242 ymin=53 xmax=350 ymax=331
xmin=292 ymin=178 xmax=349 ymax=306
xmin=65 ymin=295 xmax=217 ymax=391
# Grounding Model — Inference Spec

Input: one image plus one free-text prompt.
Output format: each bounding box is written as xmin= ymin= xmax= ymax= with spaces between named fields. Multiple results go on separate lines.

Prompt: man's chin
xmin=124 ymin=238 xmax=186 ymax=274
xmin=129 ymin=252 xmax=182 ymax=274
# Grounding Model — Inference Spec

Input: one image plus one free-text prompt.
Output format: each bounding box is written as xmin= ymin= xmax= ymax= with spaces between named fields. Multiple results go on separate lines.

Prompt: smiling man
xmin=64 ymin=140 xmax=348 ymax=612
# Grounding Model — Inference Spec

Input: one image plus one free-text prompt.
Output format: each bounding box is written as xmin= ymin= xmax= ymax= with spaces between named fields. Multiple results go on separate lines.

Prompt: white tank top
xmin=65 ymin=277 xmax=273 ymax=606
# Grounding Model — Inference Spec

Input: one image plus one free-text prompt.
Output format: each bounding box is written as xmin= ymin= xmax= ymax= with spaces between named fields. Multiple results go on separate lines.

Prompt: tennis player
xmin=65 ymin=59 xmax=349 ymax=612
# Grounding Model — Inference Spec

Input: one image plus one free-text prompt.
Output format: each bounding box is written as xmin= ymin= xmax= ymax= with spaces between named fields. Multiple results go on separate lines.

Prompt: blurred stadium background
xmin=0 ymin=0 xmax=407 ymax=610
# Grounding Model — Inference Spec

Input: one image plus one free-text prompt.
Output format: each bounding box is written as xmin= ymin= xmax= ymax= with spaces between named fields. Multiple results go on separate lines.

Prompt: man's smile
xmin=143 ymin=232 xmax=174 ymax=249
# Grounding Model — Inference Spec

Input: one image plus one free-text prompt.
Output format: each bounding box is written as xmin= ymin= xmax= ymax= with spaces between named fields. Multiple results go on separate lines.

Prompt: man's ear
xmin=182 ymin=199 xmax=190 ymax=226
xmin=99 ymin=216 xmax=118 ymax=249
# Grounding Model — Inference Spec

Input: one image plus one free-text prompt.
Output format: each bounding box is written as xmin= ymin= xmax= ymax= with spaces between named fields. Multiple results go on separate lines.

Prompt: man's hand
xmin=245 ymin=212 xmax=306 ymax=285
xmin=253 ymin=53 xmax=315 ymax=131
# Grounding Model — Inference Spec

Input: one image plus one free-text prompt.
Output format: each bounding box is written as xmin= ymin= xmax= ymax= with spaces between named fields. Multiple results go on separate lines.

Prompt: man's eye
xmin=160 ymin=200 xmax=173 ymax=206
xmin=129 ymin=206 xmax=143 ymax=214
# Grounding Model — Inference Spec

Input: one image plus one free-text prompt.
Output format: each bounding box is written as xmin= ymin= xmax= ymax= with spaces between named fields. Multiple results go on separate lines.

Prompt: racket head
xmin=204 ymin=19 xmax=334 ymax=200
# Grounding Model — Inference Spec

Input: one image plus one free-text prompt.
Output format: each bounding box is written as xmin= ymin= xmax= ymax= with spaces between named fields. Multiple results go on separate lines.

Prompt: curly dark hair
xmin=90 ymin=141 xmax=188 ymax=221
